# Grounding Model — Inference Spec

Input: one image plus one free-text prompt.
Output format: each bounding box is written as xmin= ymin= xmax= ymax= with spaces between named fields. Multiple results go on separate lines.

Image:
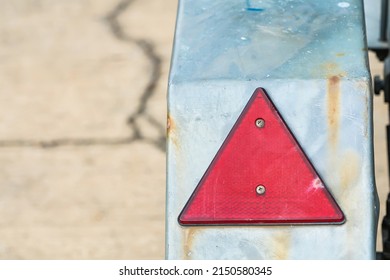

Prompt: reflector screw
xmin=256 ymin=185 xmax=266 ymax=195
xmin=255 ymin=118 xmax=265 ymax=128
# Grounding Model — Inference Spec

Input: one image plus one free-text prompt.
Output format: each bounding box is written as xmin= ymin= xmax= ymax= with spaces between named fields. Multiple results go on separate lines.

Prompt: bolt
xmin=255 ymin=118 xmax=265 ymax=128
xmin=256 ymin=185 xmax=266 ymax=195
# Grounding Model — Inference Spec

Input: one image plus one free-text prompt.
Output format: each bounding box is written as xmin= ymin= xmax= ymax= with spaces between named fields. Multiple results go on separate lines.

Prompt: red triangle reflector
xmin=179 ymin=88 xmax=345 ymax=225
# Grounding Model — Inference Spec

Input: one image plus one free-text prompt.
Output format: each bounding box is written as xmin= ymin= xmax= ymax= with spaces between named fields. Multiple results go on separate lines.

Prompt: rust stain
xmin=167 ymin=114 xmax=175 ymax=135
xmin=313 ymin=61 xmax=347 ymax=78
xmin=327 ymin=75 xmax=341 ymax=150
xmin=335 ymin=53 xmax=345 ymax=57
xmin=270 ymin=230 xmax=292 ymax=260
xmin=323 ymin=62 xmax=338 ymax=75
xmin=183 ymin=227 xmax=199 ymax=259
xmin=167 ymin=114 xmax=179 ymax=148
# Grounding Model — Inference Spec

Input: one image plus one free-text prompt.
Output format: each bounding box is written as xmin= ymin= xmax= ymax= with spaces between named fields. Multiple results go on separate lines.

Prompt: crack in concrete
xmin=0 ymin=0 xmax=166 ymax=151
xmin=0 ymin=138 xmax=136 ymax=148
xmin=106 ymin=0 xmax=166 ymax=151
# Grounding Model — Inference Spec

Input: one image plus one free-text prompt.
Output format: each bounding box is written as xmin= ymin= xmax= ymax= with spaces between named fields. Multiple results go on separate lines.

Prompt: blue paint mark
xmin=246 ymin=0 xmax=265 ymax=12
xmin=247 ymin=7 xmax=265 ymax=12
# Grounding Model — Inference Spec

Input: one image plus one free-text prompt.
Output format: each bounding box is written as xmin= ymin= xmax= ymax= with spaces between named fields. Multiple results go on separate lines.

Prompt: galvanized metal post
xmin=167 ymin=0 xmax=378 ymax=259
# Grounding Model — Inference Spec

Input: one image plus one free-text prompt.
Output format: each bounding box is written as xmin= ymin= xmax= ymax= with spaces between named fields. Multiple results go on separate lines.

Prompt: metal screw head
xmin=256 ymin=185 xmax=266 ymax=195
xmin=255 ymin=118 xmax=265 ymax=128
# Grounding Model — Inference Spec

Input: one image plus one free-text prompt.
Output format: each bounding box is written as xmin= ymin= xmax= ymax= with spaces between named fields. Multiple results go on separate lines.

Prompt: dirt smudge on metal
xmin=339 ymin=150 xmax=361 ymax=255
xmin=339 ymin=150 xmax=360 ymax=198
xmin=270 ymin=230 xmax=292 ymax=259
xmin=183 ymin=227 xmax=199 ymax=259
xmin=327 ymin=75 xmax=341 ymax=151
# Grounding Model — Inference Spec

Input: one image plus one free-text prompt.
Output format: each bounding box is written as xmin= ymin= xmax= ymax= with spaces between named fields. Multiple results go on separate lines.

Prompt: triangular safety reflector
xmin=179 ymin=88 xmax=345 ymax=225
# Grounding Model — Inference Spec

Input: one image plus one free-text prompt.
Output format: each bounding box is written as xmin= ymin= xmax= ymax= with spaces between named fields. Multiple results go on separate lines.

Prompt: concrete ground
xmin=0 ymin=0 xmax=388 ymax=259
xmin=0 ymin=0 xmax=175 ymax=259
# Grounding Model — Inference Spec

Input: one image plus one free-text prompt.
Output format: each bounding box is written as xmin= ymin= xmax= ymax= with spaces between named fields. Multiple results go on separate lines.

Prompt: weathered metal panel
xmin=166 ymin=0 xmax=378 ymax=259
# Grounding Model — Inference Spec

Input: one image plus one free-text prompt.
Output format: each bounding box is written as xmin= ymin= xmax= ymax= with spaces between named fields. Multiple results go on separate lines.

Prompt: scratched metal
xmin=166 ymin=0 xmax=378 ymax=259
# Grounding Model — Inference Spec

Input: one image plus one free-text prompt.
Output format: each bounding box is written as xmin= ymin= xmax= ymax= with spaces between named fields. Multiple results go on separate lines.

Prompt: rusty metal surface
xmin=166 ymin=0 xmax=378 ymax=259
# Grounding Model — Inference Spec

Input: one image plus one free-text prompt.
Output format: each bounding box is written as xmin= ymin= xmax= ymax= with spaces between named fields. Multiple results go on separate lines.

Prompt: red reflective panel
xmin=179 ymin=88 xmax=345 ymax=225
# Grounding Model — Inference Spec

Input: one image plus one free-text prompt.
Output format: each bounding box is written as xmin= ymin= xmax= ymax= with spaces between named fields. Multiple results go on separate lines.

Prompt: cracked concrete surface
xmin=105 ymin=0 xmax=165 ymax=152
xmin=0 ymin=0 xmax=166 ymax=151
xmin=0 ymin=0 xmax=176 ymax=259
xmin=0 ymin=0 xmax=388 ymax=259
